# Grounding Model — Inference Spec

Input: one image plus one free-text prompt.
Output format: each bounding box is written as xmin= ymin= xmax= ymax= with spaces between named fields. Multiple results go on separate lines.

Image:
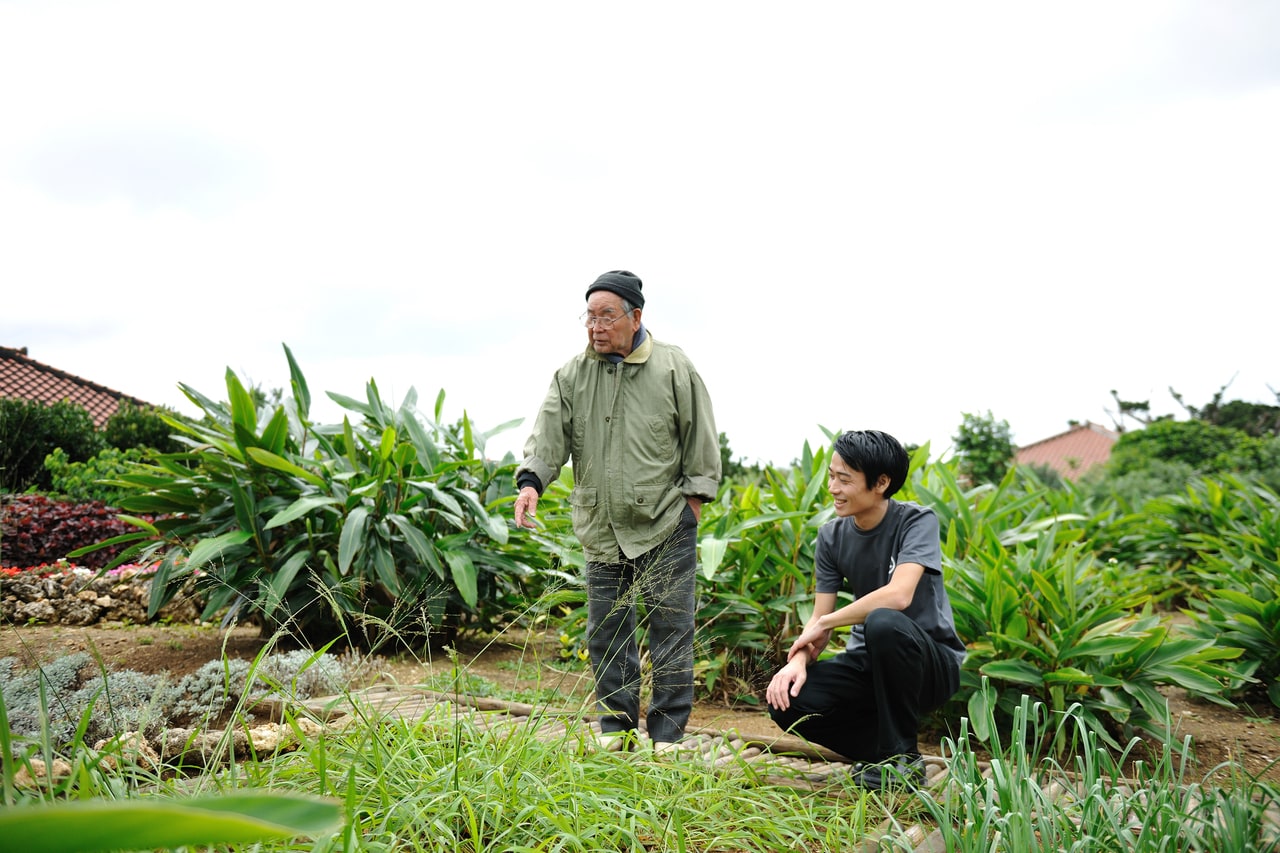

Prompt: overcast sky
xmin=3 ymin=2 xmax=1277 ymax=467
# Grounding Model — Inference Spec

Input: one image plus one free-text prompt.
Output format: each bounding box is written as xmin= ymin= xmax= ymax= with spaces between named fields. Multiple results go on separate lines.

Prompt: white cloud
xmin=2 ymin=1 xmax=1277 ymax=468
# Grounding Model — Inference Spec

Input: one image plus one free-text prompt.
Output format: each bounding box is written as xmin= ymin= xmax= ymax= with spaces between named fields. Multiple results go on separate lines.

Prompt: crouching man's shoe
xmin=849 ymin=753 xmax=925 ymax=791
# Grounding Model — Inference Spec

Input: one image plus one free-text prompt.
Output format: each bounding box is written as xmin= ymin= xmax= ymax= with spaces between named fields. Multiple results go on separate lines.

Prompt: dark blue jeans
xmin=586 ymin=504 xmax=698 ymax=744
xmin=768 ymin=608 xmax=960 ymax=762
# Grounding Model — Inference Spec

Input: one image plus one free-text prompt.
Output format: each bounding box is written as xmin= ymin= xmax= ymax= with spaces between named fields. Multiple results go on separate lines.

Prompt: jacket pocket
xmin=570 ymin=487 xmax=599 ymax=539
xmin=629 ymin=483 xmax=672 ymax=524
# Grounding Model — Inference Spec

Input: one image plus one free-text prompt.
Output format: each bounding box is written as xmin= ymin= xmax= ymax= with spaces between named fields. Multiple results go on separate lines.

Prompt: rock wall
xmin=1 ymin=568 xmax=203 ymax=626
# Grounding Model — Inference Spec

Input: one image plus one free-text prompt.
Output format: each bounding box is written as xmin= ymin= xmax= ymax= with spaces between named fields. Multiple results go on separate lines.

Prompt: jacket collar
xmin=587 ymin=325 xmax=652 ymax=365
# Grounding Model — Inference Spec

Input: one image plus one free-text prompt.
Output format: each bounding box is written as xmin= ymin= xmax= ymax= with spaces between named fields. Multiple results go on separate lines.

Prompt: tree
xmin=0 ymin=399 xmax=103 ymax=493
xmin=1106 ymin=419 xmax=1261 ymax=478
xmin=1169 ymin=381 xmax=1280 ymax=438
xmin=102 ymin=400 xmax=186 ymax=454
xmin=953 ymin=411 xmax=1014 ymax=486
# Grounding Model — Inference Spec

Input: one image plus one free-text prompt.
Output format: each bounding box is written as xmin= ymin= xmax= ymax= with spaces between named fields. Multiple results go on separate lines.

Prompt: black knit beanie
xmin=585 ymin=270 xmax=644 ymax=309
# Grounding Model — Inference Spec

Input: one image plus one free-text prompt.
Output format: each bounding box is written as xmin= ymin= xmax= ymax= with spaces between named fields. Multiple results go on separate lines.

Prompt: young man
xmin=765 ymin=429 xmax=965 ymax=789
xmin=514 ymin=270 xmax=721 ymax=752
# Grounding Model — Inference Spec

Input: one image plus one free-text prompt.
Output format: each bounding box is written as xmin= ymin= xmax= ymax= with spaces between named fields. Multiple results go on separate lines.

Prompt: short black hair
xmin=832 ymin=430 xmax=910 ymax=498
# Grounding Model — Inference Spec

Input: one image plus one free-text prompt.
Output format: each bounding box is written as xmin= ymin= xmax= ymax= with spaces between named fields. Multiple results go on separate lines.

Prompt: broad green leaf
xmin=265 ymin=496 xmax=341 ymax=529
xmin=388 ymin=514 xmax=442 ymax=574
xmin=0 ymin=792 xmax=342 ymax=853
xmin=371 ymin=542 xmax=400 ymax=594
xmin=260 ymin=406 xmax=290 ymax=456
xmin=284 ymin=342 xmax=312 ymax=418
xmin=230 ymin=478 xmax=257 ymax=537
xmin=67 ymin=530 xmax=152 ymax=557
xmin=462 ymin=409 xmax=476 ymax=457
xmin=1152 ymin=664 xmax=1232 ymax=696
xmin=408 ymin=480 xmax=464 ymax=518
xmin=1070 ymin=635 xmax=1143 ymax=658
xmin=327 ymin=390 xmax=374 ymax=419
xmin=403 ymin=414 xmax=441 ymax=471
xmin=225 ymin=368 xmax=258 ymax=437
xmin=114 ymin=514 xmax=159 ymax=534
xmin=379 ymin=425 xmax=396 ymax=461
xmin=444 ymin=550 xmax=478 ymax=607
xmin=187 ymin=530 xmax=254 ymax=572
xmin=245 ymin=447 xmax=327 ymax=488
xmin=1041 ymin=666 xmax=1095 ymax=687
xmin=979 ymin=659 xmax=1045 ymax=687
xmin=338 ymin=507 xmax=369 ymax=575
xmin=261 ymin=550 xmax=311 ymax=618
xmin=967 ymin=685 xmax=992 ymax=743
xmin=699 ymin=536 xmax=728 ymax=580
xmin=454 ymin=488 xmax=508 ymax=544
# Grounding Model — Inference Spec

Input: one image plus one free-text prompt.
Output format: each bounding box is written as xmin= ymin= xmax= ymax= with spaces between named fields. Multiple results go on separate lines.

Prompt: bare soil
xmin=2 ymin=621 xmax=1277 ymax=784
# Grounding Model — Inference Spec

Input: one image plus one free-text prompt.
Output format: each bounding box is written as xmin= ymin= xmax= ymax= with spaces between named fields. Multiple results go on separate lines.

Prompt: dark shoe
xmin=849 ymin=753 xmax=925 ymax=791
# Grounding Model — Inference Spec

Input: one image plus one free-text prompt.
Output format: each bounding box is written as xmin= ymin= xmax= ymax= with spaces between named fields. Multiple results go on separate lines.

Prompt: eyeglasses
xmin=579 ymin=310 xmax=634 ymax=329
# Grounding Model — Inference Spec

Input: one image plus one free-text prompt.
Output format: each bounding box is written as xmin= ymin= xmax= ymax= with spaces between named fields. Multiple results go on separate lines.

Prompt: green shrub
xmin=102 ymin=400 xmax=185 ymax=454
xmin=695 ymin=440 xmax=832 ymax=702
xmin=1175 ymin=477 xmax=1280 ymax=707
xmin=43 ymin=446 xmax=151 ymax=505
xmin=1107 ymin=418 xmax=1264 ymax=479
xmin=0 ymin=399 xmax=103 ymax=493
xmin=946 ymin=531 xmax=1247 ymax=753
xmin=74 ymin=344 xmax=530 ymax=649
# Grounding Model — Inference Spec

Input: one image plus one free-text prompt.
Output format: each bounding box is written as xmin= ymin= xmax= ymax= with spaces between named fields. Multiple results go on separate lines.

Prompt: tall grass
xmin=4 ymin=633 xmax=1276 ymax=852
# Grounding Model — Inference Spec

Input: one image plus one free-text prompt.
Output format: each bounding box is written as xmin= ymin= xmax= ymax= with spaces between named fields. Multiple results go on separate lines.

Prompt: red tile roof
xmin=1015 ymin=421 xmax=1119 ymax=481
xmin=0 ymin=346 xmax=153 ymax=428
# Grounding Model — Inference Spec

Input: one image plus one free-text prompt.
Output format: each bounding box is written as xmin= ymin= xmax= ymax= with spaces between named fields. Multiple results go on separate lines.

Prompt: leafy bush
xmin=695 ymin=440 xmax=831 ymax=702
xmin=1107 ymin=419 xmax=1264 ymax=479
xmin=900 ymin=457 xmax=1251 ymax=751
xmin=946 ymin=531 xmax=1248 ymax=753
xmin=102 ymin=400 xmax=186 ymax=454
xmin=0 ymin=494 xmax=140 ymax=570
xmin=78 ymin=345 xmax=529 ymax=648
xmin=1174 ymin=477 xmax=1280 ymax=707
xmin=43 ymin=446 xmax=151 ymax=505
xmin=0 ymin=398 xmax=103 ymax=493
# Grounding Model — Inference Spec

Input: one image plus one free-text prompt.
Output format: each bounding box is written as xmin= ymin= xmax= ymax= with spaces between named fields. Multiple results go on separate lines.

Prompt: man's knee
xmin=864 ymin=607 xmax=912 ymax=645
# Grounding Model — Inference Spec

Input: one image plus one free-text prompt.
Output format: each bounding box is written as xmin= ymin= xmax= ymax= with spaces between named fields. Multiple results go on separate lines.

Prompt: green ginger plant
xmin=72 ymin=344 xmax=529 ymax=648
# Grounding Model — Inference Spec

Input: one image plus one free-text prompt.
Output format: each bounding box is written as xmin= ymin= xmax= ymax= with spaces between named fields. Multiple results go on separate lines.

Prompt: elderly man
xmin=514 ymin=269 xmax=721 ymax=752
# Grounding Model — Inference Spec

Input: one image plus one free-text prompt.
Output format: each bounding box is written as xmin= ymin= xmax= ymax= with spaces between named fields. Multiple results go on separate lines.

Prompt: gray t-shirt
xmin=815 ymin=500 xmax=966 ymax=665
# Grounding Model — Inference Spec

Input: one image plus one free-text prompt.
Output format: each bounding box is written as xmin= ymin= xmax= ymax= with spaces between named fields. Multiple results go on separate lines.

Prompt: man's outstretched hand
xmin=514 ymin=486 xmax=540 ymax=529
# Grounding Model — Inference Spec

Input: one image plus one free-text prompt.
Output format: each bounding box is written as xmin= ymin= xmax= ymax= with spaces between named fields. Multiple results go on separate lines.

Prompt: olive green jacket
xmin=517 ymin=333 xmax=721 ymax=562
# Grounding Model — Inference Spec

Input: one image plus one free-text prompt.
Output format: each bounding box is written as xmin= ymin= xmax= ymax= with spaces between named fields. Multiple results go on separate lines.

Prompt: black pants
xmin=768 ymin=608 xmax=960 ymax=762
xmin=586 ymin=505 xmax=698 ymax=744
